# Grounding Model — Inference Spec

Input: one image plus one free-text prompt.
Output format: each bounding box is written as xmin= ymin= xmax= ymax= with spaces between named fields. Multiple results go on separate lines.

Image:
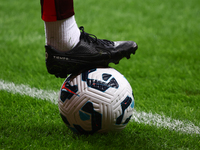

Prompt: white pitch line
xmin=0 ymin=79 xmax=199 ymax=135
xmin=0 ymin=79 xmax=58 ymax=104
xmin=132 ymin=110 xmax=200 ymax=135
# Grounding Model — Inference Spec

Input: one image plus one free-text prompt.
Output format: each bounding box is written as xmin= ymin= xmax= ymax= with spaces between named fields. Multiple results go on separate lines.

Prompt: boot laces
xmin=79 ymin=26 xmax=114 ymax=46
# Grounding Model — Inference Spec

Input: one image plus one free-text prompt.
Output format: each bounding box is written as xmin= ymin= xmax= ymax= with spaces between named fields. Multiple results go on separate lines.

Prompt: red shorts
xmin=40 ymin=0 xmax=74 ymax=22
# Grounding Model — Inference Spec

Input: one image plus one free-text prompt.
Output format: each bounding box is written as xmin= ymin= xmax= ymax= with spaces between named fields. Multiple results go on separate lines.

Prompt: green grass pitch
xmin=0 ymin=0 xmax=200 ymax=149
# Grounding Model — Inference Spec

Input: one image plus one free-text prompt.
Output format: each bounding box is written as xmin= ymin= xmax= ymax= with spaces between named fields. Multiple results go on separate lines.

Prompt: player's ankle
xmin=44 ymin=15 xmax=80 ymax=52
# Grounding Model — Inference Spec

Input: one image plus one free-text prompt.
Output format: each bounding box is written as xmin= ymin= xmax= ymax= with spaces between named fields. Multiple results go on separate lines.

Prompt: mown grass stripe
xmin=0 ymin=79 xmax=199 ymax=135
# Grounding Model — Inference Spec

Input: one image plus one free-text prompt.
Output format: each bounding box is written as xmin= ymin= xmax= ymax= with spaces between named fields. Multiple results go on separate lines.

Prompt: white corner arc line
xmin=0 ymin=79 xmax=199 ymax=135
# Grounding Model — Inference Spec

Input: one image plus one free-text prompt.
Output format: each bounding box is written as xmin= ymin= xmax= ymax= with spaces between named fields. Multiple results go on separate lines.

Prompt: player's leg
xmin=41 ymin=0 xmax=80 ymax=51
xmin=40 ymin=0 xmax=138 ymax=78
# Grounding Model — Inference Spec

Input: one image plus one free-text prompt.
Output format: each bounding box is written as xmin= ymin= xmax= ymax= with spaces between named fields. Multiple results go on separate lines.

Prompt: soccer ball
xmin=58 ymin=67 xmax=134 ymax=134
